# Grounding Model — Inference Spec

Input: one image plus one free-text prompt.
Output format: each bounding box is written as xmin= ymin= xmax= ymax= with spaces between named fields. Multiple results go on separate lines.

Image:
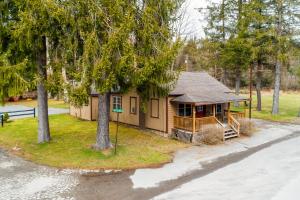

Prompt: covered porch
xmin=172 ymin=100 xmax=248 ymax=141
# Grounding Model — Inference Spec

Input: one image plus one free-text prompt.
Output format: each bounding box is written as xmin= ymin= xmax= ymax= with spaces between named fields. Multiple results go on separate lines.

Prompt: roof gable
xmin=170 ymin=72 xmax=247 ymax=104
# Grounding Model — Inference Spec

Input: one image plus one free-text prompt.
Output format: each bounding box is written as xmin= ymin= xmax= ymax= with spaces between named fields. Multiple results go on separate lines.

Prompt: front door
xmin=196 ymin=105 xmax=206 ymax=118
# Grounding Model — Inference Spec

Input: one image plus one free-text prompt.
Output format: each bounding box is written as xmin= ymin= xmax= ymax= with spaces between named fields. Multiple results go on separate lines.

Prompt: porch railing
xmin=195 ymin=116 xmax=218 ymax=132
xmin=173 ymin=116 xmax=193 ymax=132
xmin=174 ymin=116 xmax=218 ymax=133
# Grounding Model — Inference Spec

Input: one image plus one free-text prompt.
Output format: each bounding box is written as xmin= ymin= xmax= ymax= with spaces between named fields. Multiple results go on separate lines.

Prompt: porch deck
xmin=173 ymin=110 xmax=246 ymax=141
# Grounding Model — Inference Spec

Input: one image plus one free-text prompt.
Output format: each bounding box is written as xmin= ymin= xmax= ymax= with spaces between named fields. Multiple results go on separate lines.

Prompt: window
xmin=217 ymin=104 xmax=222 ymax=114
xmin=151 ymin=99 xmax=159 ymax=118
xmin=112 ymin=96 xmax=122 ymax=110
xmin=196 ymin=105 xmax=203 ymax=112
xmin=130 ymin=97 xmax=137 ymax=114
xmin=178 ymin=104 xmax=192 ymax=117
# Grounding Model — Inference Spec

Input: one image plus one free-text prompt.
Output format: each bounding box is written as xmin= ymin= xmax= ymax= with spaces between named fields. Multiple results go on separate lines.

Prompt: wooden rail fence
xmin=0 ymin=108 xmax=35 ymax=127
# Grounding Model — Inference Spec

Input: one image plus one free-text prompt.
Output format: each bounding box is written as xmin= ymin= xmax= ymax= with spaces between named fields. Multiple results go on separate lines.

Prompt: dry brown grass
xmin=194 ymin=124 xmax=224 ymax=145
xmin=239 ymin=118 xmax=256 ymax=137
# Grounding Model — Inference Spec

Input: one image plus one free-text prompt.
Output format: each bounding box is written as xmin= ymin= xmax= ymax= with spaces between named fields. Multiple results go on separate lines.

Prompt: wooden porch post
xmin=244 ymin=101 xmax=247 ymax=117
xmin=192 ymin=105 xmax=196 ymax=133
xmin=228 ymin=102 xmax=231 ymax=120
xmin=213 ymin=104 xmax=216 ymax=117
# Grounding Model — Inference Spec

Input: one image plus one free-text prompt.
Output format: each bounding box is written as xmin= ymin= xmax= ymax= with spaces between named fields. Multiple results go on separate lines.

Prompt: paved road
xmin=0 ymin=105 xmax=69 ymax=119
xmin=0 ymin=123 xmax=299 ymax=200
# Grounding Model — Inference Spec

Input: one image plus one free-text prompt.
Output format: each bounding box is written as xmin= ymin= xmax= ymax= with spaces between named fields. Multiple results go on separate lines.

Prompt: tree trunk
xmin=272 ymin=61 xmax=281 ymax=114
xmin=139 ymin=98 xmax=146 ymax=129
xmin=272 ymin=0 xmax=283 ymax=115
xmin=234 ymin=69 xmax=240 ymax=107
xmin=256 ymin=63 xmax=262 ymax=111
xmin=94 ymin=92 xmax=112 ymax=150
xmin=222 ymin=69 xmax=228 ymax=85
xmin=37 ymin=36 xmax=50 ymax=143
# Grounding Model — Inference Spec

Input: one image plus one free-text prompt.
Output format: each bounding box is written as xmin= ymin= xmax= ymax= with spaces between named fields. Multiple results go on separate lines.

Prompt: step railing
xmin=228 ymin=113 xmax=240 ymax=137
xmin=224 ymin=110 xmax=246 ymax=119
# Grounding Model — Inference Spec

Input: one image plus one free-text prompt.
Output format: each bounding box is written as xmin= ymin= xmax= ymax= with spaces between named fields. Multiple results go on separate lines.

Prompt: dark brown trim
xmin=150 ymin=98 xmax=159 ymax=118
xmin=166 ymin=97 xmax=168 ymax=133
xmin=91 ymin=93 xmax=98 ymax=97
xmin=90 ymin=96 xmax=93 ymax=121
xmin=130 ymin=96 xmax=137 ymax=115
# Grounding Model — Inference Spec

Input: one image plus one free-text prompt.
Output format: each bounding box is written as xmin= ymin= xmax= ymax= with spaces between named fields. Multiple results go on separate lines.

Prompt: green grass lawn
xmin=6 ymin=99 xmax=69 ymax=109
xmin=0 ymin=114 xmax=188 ymax=169
xmin=232 ymin=91 xmax=300 ymax=122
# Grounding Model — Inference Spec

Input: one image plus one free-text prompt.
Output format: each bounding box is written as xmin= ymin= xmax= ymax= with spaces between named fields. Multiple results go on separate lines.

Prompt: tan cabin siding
xmin=70 ymin=97 xmax=92 ymax=121
xmin=91 ymin=96 xmax=99 ymax=120
xmin=167 ymin=96 xmax=177 ymax=134
xmin=70 ymin=90 xmax=172 ymax=134
xmin=110 ymin=90 xmax=140 ymax=126
xmin=145 ymin=97 xmax=167 ymax=132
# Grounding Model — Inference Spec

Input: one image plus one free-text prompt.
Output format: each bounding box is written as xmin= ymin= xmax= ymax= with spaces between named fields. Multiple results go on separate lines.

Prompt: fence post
xmin=1 ymin=115 xmax=3 ymax=127
xmin=33 ymin=108 xmax=36 ymax=118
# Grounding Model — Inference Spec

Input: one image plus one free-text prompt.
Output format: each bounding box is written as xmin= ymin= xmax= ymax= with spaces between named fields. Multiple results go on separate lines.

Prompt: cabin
xmin=70 ymin=72 xmax=249 ymax=142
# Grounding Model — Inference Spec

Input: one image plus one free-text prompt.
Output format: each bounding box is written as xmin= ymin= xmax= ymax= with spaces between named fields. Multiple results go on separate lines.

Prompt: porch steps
xmin=224 ymin=129 xmax=238 ymax=140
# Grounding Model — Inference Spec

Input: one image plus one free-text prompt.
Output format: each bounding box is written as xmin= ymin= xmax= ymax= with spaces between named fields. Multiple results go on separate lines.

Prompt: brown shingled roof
xmin=170 ymin=72 xmax=248 ymax=105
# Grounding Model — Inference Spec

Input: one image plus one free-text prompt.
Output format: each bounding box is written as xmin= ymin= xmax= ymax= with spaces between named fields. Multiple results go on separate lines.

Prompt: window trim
xmin=130 ymin=96 xmax=137 ymax=115
xmin=150 ymin=98 xmax=160 ymax=118
xmin=178 ymin=103 xmax=192 ymax=117
xmin=196 ymin=105 xmax=204 ymax=112
xmin=112 ymin=95 xmax=122 ymax=110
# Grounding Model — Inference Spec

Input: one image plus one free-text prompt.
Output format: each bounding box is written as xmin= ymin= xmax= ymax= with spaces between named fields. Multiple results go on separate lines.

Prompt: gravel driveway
xmin=0 ymin=149 xmax=78 ymax=200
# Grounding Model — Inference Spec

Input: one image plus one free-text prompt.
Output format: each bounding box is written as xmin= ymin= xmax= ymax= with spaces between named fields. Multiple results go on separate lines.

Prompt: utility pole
xmin=185 ymin=54 xmax=189 ymax=72
xmin=249 ymin=65 xmax=253 ymax=119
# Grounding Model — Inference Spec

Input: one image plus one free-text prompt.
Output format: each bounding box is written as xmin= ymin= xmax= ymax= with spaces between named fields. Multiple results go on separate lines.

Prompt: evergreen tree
xmin=244 ymin=0 xmax=273 ymax=111
xmin=133 ymin=0 xmax=182 ymax=128
xmin=66 ymin=0 xmax=135 ymax=150
xmin=0 ymin=0 xmax=29 ymax=103
xmin=11 ymin=0 xmax=68 ymax=143
xmin=269 ymin=0 xmax=300 ymax=114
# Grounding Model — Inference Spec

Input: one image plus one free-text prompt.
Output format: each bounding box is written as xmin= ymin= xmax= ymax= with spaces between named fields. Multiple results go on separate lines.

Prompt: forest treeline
xmin=176 ymin=0 xmax=300 ymax=112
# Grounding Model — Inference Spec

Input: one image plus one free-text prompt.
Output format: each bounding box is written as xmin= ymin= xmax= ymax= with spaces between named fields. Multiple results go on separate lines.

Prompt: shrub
xmin=3 ymin=113 xmax=9 ymax=122
xmin=194 ymin=124 xmax=224 ymax=145
xmin=238 ymin=118 xmax=256 ymax=136
xmin=1 ymin=113 xmax=9 ymax=123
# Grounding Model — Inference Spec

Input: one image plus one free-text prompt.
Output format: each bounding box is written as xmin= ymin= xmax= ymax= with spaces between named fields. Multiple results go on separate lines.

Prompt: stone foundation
xmin=171 ymin=129 xmax=193 ymax=143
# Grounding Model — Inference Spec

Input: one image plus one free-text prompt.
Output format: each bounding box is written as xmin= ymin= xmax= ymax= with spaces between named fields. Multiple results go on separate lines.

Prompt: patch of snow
xmin=0 ymin=161 xmax=17 ymax=169
xmin=239 ymin=125 xmax=300 ymax=148
xmin=23 ymin=176 xmax=59 ymax=195
xmin=153 ymin=137 xmax=300 ymax=200
xmin=131 ymin=121 xmax=300 ymax=189
xmin=271 ymin=174 xmax=300 ymax=200
xmin=130 ymin=147 xmax=202 ymax=189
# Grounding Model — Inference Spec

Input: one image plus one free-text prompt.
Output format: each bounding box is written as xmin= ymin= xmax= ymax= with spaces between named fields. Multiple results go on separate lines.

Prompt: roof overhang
xmin=170 ymin=93 xmax=249 ymax=105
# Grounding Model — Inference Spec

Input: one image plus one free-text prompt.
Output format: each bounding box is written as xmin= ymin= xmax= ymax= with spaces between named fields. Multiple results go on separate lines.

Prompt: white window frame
xmin=112 ymin=96 xmax=122 ymax=110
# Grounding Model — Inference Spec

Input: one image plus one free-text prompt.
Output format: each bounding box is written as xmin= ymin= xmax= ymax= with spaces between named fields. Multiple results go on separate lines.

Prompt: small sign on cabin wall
xmin=113 ymin=108 xmax=123 ymax=113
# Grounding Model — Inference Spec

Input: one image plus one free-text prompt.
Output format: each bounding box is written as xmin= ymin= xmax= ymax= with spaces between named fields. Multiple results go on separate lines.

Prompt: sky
xmin=182 ymin=0 xmax=208 ymax=38
xmin=181 ymin=0 xmax=219 ymax=38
